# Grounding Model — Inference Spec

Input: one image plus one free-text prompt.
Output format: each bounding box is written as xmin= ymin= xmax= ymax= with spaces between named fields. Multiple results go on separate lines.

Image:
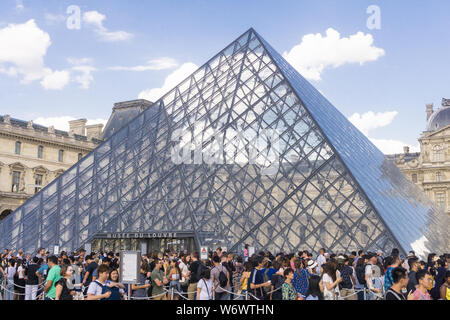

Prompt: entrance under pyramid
xmin=1 ymin=29 xmax=448 ymax=258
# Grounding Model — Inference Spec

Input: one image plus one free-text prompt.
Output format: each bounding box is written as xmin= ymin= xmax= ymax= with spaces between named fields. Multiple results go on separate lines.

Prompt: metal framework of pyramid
xmin=1 ymin=29 xmax=448 ymax=257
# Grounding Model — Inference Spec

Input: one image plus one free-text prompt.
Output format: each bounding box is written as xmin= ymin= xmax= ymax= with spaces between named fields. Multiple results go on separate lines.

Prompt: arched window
xmin=15 ymin=141 xmax=21 ymax=155
xmin=58 ymin=149 xmax=64 ymax=162
xmin=433 ymin=145 xmax=443 ymax=162
xmin=78 ymin=153 xmax=83 ymax=161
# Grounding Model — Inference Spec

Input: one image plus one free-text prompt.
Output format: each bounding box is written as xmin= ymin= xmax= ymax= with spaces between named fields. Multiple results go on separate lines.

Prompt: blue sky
xmin=0 ymin=0 xmax=449 ymax=154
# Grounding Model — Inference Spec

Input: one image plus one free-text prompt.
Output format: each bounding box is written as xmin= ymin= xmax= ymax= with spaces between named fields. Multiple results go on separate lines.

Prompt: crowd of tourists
xmin=0 ymin=246 xmax=448 ymax=301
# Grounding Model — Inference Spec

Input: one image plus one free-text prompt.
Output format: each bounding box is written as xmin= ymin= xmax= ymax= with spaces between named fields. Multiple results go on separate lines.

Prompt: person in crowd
xmin=407 ymin=257 xmax=420 ymax=293
xmin=269 ymin=260 xmax=284 ymax=301
xmin=131 ymin=261 xmax=151 ymax=299
xmin=385 ymin=267 xmax=414 ymax=300
xmin=322 ymin=261 xmax=342 ymax=300
xmin=306 ymin=273 xmax=324 ymax=300
xmin=248 ymin=255 xmax=270 ymax=300
xmin=365 ymin=253 xmax=384 ymax=300
xmin=106 ymin=268 xmax=125 ymax=300
xmin=151 ymin=258 xmax=168 ymax=300
xmin=197 ymin=268 xmax=213 ymax=300
xmin=24 ymin=256 xmax=40 ymax=300
xmin=168 ymin=258 xmax=182 ymax=300
xmin=211 ymin=255 xmax=230 ymax=300
xmin=316 ymin=248 xmax=327 ymax=275
xmin=281 ymin=268 xmax=296 ymax=300
xmin=384 ymin=255 xmax=401 ymax=293
xmin=239 ymin=261 xmax=252 ymax=300
xmin=337 ymin=255 xmax=356 ymax=300
xmin=431 ymin=258 xmax=447 ymax=300
xmin=55 ymin=265 xmax=75 ymax=300
xmin=187 ymin=251 xmax=202 ymax=300
xmin=292 ymin=258 xmax=309 ymax=299
xmin=14 ymin=259 xmax=26 ymax=300
xmin=82 ymin=254 xmax=98 ymax=295
xmin=4 ymin=259 xmax=16 ymax=300
xmin=43 ymin=256 xmax=61 ymax=300
xmin=85 ymin=264 xmax=112 ymax=300
xmin=439 ymin=270 xmax=450 ymax=300
xmin=412 ymin=269 xmax=432 ymax=300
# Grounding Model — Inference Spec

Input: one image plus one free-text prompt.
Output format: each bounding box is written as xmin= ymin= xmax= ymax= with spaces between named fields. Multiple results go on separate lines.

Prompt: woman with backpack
xmin=105 ymin=269 xmax=125 ymax=300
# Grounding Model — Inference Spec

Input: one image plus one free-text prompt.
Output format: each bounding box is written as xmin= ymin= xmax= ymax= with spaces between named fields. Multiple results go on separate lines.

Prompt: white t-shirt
xmin=316 ymin=255 xmax=326 ymax=274
xmin=87 ymin=280 xmax=105 ymax=296
xmin=197 ymin=278 xmax=213 ymax=300
xmin=6 ymin=266 xmax=16 ymax=280
xmin=17 ymin=266 xmax=24 ymax=279
xmin=322 ymin=272 xmax=340 ymax=300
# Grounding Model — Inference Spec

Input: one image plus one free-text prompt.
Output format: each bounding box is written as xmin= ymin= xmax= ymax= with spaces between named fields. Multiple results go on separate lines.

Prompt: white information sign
xmin=248 ymin=246 xmax=255 ymax=257
xmin=200 ymin=246 xmax=208 ymax=260
xmin=119 ymin=251 xmax=140 ymax=284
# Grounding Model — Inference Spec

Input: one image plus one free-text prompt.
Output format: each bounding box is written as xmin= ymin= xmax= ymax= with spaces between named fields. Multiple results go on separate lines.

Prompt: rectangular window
xmin=78 ymin=153 xmax=82 ymax=161
xmin=436 ymin=193 xmax=445 ymax=209
xmin=35 ymin=174 xmax=43 ymax=194
xmin=58 ymin=149 xmax=64 ymax=162
xmin=11 ymin=171 xmax=20 ymax=192
xmin=412 ymin=174 xmax=418 ymax=183
xmin=15 ymin=141 xmax=21 ymax=155
xmin=38 ymin=145 xmax=43 ymax=159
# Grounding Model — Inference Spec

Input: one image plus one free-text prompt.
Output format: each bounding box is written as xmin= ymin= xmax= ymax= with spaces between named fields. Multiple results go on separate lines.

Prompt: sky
xmin=0 ymin=0 xmax=449 ymax=154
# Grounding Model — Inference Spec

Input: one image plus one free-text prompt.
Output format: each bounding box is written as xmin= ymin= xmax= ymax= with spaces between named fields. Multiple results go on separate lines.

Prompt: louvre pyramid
xmin=1 ymin=29 xmax=448 ymax=258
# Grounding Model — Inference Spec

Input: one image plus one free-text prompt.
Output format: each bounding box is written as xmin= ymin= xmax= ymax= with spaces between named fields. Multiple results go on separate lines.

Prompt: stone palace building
xmin=0 ymin=116 xmax=103 ymax=220
xmin=388 ymin=98 xmax=450 ymax=215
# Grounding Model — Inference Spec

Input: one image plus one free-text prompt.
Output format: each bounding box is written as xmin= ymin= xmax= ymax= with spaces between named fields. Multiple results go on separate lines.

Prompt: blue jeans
xmin=5 ymin=280 xmax=14 ymax=301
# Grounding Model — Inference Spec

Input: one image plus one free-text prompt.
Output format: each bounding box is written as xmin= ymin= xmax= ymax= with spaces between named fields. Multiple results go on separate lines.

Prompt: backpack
xmin=218 ymin=266 xmax=228 ymax=288
xmin=94 ymin=280 xmax=116 ymax=300
xmin=356 ymin=265 xmax=366 ymax=285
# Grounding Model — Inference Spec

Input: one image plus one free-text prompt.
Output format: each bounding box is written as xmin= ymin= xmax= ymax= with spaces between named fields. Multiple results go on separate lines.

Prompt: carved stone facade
xmin=388 ymin=98 xmax=450 ymax=215
xmin=0 ymin=116 xmax=102 ymax=220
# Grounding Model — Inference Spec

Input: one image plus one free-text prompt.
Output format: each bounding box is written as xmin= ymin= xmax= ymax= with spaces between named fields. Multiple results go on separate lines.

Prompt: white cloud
xmin=138 ymin=62 xmax=198 ymax=102
xmin=40 ymin=69 xmax=70 ymax=90
xmin=67 ymin=57 xmax=96 ymax=89
xmin=348 ymin=111 xmax=398 ymax=136
xmin=83 ymin=11 xmax=133 ymax=42
xmin=369 ymin=138 xmax=419 ymax=155
xmin=109 ymin=57 xmax=178 ymax=71
xmin=348 ymin=110 xmax=419 ymax=154
xmin=34 ymin=116 xmax=107 ymax=132
xmin=0 ymin=19 xmax=51 ymax=83
xmin=283 ymin=28 xmax=385 ymax=81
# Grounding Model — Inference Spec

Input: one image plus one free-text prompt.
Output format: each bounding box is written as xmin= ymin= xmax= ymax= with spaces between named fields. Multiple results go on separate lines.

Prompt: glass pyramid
xmin=1 ymin=29 xmax=448 ymax=258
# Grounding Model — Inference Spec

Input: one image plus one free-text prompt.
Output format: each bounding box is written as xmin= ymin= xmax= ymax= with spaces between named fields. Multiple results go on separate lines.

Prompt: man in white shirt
xmin=316 ymin=248 xmax=327 ymax=275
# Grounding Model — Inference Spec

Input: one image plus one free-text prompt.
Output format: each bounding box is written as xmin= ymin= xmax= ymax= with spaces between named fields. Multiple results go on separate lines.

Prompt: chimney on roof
xmin=403 ymin=146 xmax=410 ymax=154
xmin=69 ymin=119 xmax=87 ymax=136
xmin=86 ymin=123 xmax=104 ymax=140
xmin=426 ymin=104 xmax=434 ymax=121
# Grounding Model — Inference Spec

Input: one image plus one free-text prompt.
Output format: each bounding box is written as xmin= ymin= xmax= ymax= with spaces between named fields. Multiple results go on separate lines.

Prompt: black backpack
xmin=218 ymin=266 xmax=228 ymax=288
xmin=356 ymin=264 xmax=366 ymax=285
